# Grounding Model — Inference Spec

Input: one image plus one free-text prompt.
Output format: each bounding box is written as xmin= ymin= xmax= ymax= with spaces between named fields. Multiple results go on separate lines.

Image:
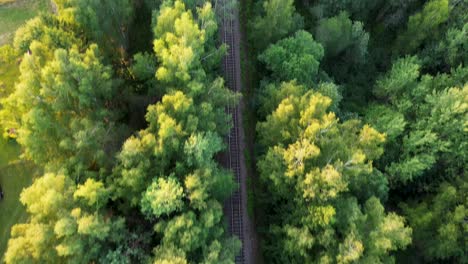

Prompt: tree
xmin=5 ymin=174 xmax=124 ymax=263
xmin=401 ymin=179 xmax=467 ymax=262
xmin=366 ymin=57 xmax=468 ymax=187
xmin=12 ymin=14 xmax=80 ymax=55
xmin=112 ymin=93 xmax=240 ymax=260
xmin=251 ymin=0 xmax=303 ymax=50
xmin=315 ymin=12 xmax=369 ymax=63
xmin=2 ymin=0 xmax=241 ymax=263
xmin=0 ymin=44 xmax=119 ymax=179
xmin=311 ymin=0 xmax=423 ymax=33
xmin=421 ymin=23 xmax=468 ymax=70
xmin=256 ymin=81 xmax=306 ymax=118
xmin=53 ymin=0 xmax=133 ymax=54
xmin=312 ymin=0 xmax=383 ymax=22
xmin=131 ymin=52 xmax=157 ymax=81
xmin=153 ymin=0 xmax=224 ymax=87
xmin=258 ymin=30 xmax=324 ymax=86
xmin=313 ymin=11 xmax=370 ymax=96
xmin=0 ymin=45 xmax=20 ymax=104
xmin=141 ymin=177 xmax=184 ymax=217
xmin=441 ymin=24 xmax=468 ymax=67
xmin=257 ymin=90 xmax=410 ymax=263
xmin=110 ymin=1 xmax=241 ymax=262
xmin=396 ymin=0 xmax=449 ymax=54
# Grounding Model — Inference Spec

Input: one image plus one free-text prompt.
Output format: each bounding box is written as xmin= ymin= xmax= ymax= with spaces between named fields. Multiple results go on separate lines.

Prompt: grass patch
xmin=0 ymin=0 xmax=16 ymax=5
xmin=0 ymin=138 xmax=20 ymax=167
xmin=0 ymin=162 xmax=36 ymax=262
xmin=0 ymin=0 xmax=51 ymax=45
xmin=0 ymin=138 xmax=36 ymax=261
xmin=0 ymin=48 xmax=20 ymax=99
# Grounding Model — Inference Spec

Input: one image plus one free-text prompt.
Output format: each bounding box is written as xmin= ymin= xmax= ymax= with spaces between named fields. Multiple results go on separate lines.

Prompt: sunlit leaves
xmin=5 ymin=173 xmax=123 ymax=263
xmin=74 ymin=178 xmax=109 ymax=207
xmin=374 ymin=56 xmax=420 ymax=100
xmin=141 ymin=177 xmax=185 ymax=217
xmin=257 ymin=88 xmax=406 ymax=262
xmin=0 ymin=44 xmax=117 ymax=177
xmin=153 ymin=0 xmax=216 ymax=85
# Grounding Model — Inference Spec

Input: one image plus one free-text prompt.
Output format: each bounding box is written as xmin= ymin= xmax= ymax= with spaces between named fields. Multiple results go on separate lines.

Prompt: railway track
xmin=218 ymin=0 xmax=245 ymax=263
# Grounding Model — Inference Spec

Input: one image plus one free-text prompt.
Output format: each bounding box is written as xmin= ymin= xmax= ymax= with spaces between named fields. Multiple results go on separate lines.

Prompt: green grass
xmin=0 ymin=0 xmax=51 ymax=45
xmin=0 ymin=139 xmax=36 ymax=261
xmin=0 ymin=55 xmax=19 ymax=99
xmin=0 ymin=0 xmax=16 ymax=4
xmin=0 ymin=138 xmax=19 ymax=167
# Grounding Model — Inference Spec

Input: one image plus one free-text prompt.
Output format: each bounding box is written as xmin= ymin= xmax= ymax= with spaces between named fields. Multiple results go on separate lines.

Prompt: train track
xmin=218 ymin=0 xmax=245 ymax=263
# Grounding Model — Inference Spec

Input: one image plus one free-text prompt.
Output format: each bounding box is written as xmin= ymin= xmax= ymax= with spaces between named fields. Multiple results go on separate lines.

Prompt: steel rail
xmin=219 ymin=0 xmax=245 ymax=263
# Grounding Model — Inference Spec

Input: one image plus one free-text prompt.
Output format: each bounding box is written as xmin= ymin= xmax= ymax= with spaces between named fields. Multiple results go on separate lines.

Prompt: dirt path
xmin=217 ymin=0 xmax=258 ymax=263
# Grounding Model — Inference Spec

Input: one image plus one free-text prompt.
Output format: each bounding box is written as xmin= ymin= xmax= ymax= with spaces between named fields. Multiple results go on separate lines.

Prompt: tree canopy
xmin=2 ymin=0 xmax=240 ymax=263
xmin=1 ymin=0 xmax=467 ymax=262
xmin=1 ymin=43 xmax=119 ymax=179
xmin=257 ymin=89 xmax=410 ymax=263
xmin=259 ymin=30 xmax=324 ymax=86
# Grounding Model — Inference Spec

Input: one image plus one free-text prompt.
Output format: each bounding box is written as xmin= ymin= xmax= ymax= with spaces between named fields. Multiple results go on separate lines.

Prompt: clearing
xmin=0 ymin=138 xmax=37 ymax=262
xmin=0 ymin=0 xmax=51 ymax=45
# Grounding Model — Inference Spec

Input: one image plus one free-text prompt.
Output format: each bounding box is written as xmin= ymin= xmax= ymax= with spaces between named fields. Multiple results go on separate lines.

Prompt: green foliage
xmin=131 ymin=52 xmax=157 ymax=81
xmin=141 ymin=177 xmax=184 ymax=217
xmin=13 ymin=14 xmax=80 ymax=54
xmin=426 ymin=23 xmax=468 ymax=69
xmin=0 ymin=44 xmax=119 ymax=178
xmin=74 ymin=178 xmax=110 ymax=207
xmin=4 ymin=173 xmax=124 ymax=263
xmin=1 ymin=0 xmax=465 ymax=262
xmin=0 ymin=45 xmax=19 ymax=101
xmin=153 ymin=0 xmax=205 ymax=84
xmin=256 ymin=81 xmax=306 ymax=118
xmin=249 ymin=4 xmax=415 ymax=258
xmin=443 ymin=24 xmax=468 ymax=67
xmin=0 ymin=0 xmax=51 ymax=45
xmin=401 ymin=179 xmax=467 ymax=262
xmin=256 ymin=89 xmax=410 ymax=262
xmin=113 ymin=93 xmax=239 ymax=260
xmin=259 ymin=30 xmax=324 ymax=86
xmin=249 ymin=0 xmax=467 ymax=261
xmin=0 ymin=44 xmax=16 ymax=63
xmin=373 ymin=56 xmax=420 ymax=101
xmin=316 ymin=82 xmax=342 ymax=113
xmin=53 ymin=0 xmax=133 ymax=53
xmin=153 ymin=0 xmax=224 ymax=86
xmin=365 ymin=105 xmax=406 ymax=142
xmin=251 ymin=0 xmax=303 ymax=50
xmin=367 ymin=57 xmax=468 ymax=186
xmin=111 ymin=1 xmax=241 ymax=262
xmin=311 ymin=0 xmax=425 ymax=33
xmin=313 ymin=0 xmax=382 ymax=22
xmin=315 ymin=12 xmax=369 ymax=63
xmin=396 ymin=0 xmax=449 ymax=54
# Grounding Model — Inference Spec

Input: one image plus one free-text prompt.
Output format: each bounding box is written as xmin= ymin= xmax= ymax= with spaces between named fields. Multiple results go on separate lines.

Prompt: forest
xmin=0 ymin=0 xmax=466 ymax=263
